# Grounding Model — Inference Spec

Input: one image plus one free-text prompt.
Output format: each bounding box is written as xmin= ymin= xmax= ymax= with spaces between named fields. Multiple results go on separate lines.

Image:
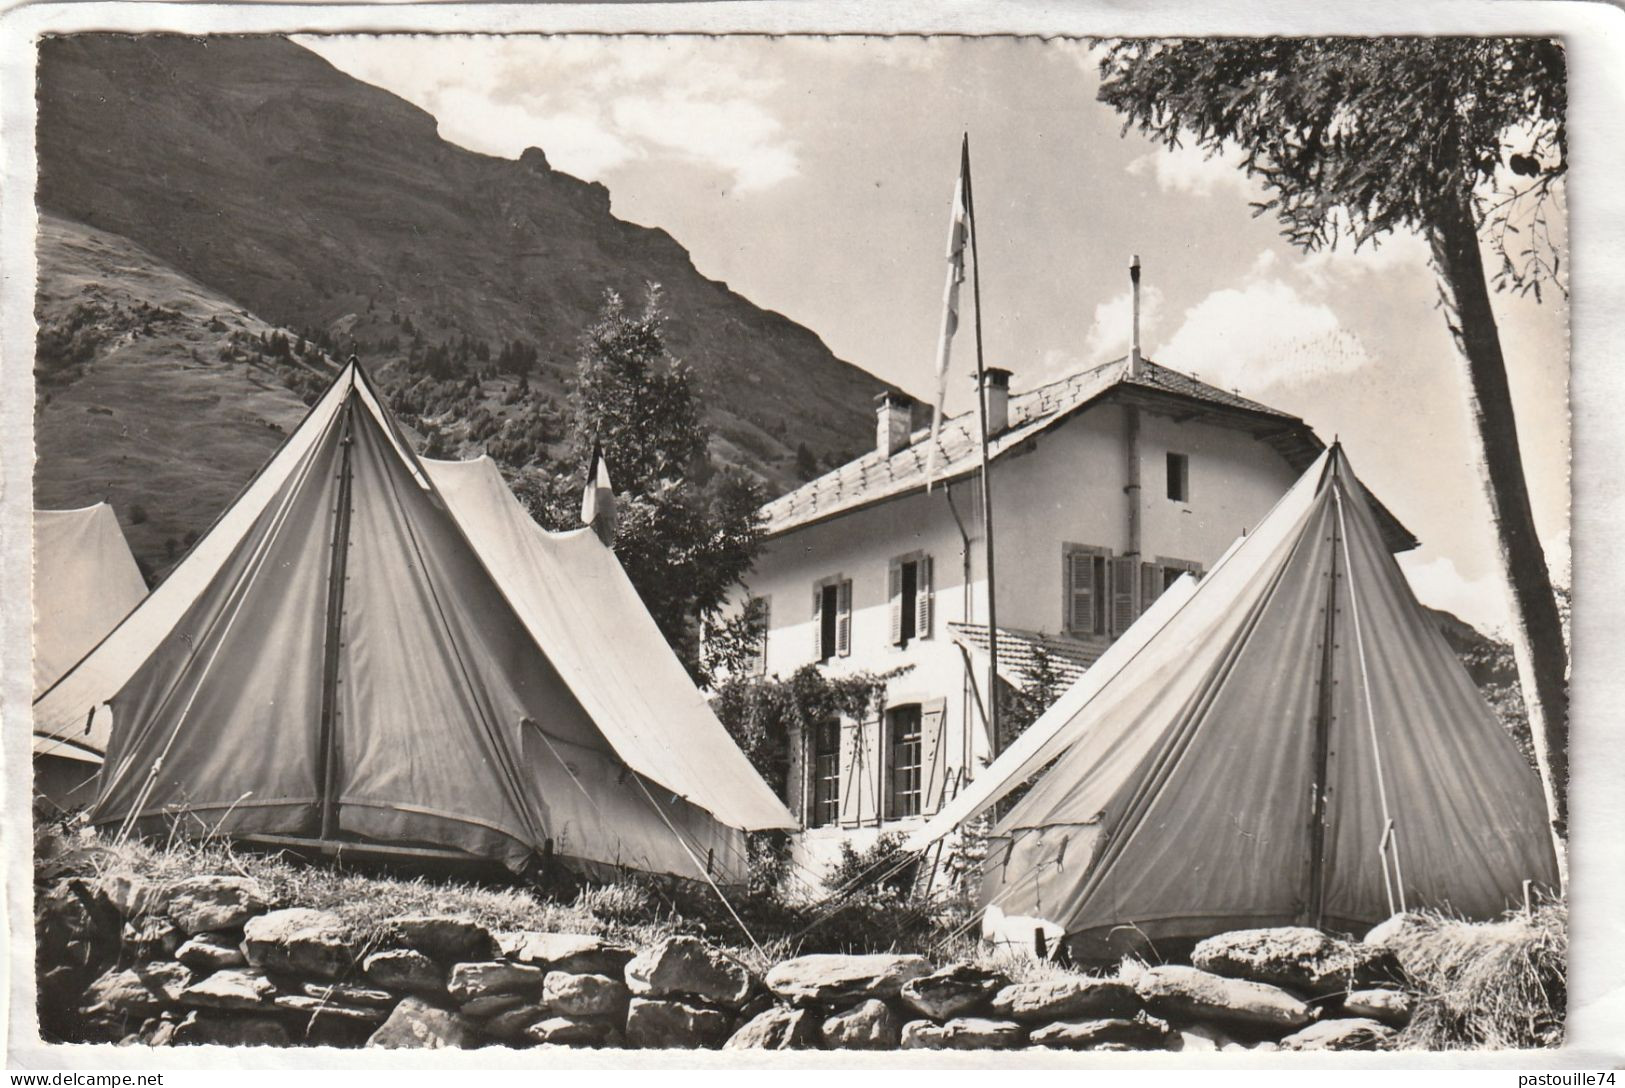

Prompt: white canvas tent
xmin=31 ymin=503 xmax=148 ymax=806
xmin=910 ymin=447 xmax=1559 ymax=959
xmin=34 ymin=362 xmax=794 ymax=880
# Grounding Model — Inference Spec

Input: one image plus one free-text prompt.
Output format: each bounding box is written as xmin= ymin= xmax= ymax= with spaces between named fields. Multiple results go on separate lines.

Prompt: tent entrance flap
xmin=1305 ymin=485 xmax=1342 ymax=928
xmin=316 ymin=398 xmax=357 ymax=841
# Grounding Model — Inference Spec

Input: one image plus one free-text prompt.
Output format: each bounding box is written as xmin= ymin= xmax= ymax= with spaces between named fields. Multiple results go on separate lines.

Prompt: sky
xmin=296 ymin=34 xmax=1570 ymax=638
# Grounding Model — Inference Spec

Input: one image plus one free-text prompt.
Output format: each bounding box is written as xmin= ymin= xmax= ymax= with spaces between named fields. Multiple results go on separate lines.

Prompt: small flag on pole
xmin=581 ymin=439 xmax=616 ymax=545
xmin=925 ymin=136 xmax=972 ymax=491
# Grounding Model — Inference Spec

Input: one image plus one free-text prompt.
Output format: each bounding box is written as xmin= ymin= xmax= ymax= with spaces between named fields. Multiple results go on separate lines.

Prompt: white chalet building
xmin=728 ymin=350 xmax=1417 ymax=879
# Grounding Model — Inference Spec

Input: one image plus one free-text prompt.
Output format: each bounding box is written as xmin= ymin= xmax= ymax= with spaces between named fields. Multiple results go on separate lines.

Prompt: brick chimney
xmin=980 ymin=368 xmax=1012 ymax=435
xmin=875 ymin=391 xmax=914 ymax=456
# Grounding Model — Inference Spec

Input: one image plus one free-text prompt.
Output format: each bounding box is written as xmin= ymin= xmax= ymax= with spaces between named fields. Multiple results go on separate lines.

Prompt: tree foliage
xmin=1096 ymin=37 xmax=1567 ymax=295
xmin=518 ymin=286 xmax=765 ymax=686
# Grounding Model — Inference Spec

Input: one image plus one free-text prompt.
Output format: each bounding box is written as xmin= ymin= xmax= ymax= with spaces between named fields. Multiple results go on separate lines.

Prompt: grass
xmin=1389 ymin=897 xmax=1566 ymax=1050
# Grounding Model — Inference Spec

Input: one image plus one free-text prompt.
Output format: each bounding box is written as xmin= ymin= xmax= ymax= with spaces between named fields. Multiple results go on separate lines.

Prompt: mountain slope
xmin=36 ymin=33 xmax=893 ymax=491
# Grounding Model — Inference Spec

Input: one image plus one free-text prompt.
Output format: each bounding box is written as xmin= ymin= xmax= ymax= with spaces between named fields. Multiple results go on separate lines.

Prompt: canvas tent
xmin=33 ymin=362 xmax=794 ymax=880
xmin=909 ymin=447 xmax=1559 ymax=959
xmin=31 ymin=503 xmax=149 ymax=807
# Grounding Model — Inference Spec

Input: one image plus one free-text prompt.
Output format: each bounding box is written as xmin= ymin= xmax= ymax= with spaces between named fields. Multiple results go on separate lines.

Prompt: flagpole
xmin=962 ymin=134 xmax=1002 ymax=760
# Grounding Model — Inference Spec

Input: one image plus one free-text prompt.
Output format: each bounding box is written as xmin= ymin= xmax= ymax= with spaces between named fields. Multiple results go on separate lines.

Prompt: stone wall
xmin=36 ymin=873 xmax=1414 ymax=1051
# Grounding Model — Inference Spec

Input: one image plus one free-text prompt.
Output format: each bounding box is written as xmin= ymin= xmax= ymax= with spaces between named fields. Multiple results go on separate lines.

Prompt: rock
xmin=362 ymin=948 xmax=445 ymax=995
xmin=1192 ymin=926 xmax=1396 ymax=997
xmin=725 ymin=1005 xmax=820 ymax=1050
xmin=1172 ymin=1030 xmax=1218 ymax=1053
xmin=166 ymin=876 xmax=270 ymax=934
xmin=299 ymin=981 xmax=400 ymax=1009
xmin=242 ymin=908 xmax=353 ymax=979
xmin=1133 ymin=965 xmax=1316 ymax=1032
xmin=273 ymin=995 xmax=392 ymax=1024
xmin=122 ymin=915 xmax=183 ymax=959
xmin=900 ymin=962 xmax=1007 ymax=1020
xmin=460 ymin=993 xmax=531 ymax=1019
xmin=172 ymin=1011 xmax=290 ymax=1046
xmin=178 ymin=968 xmax=276 ymax=1010
xmin=498 ymin=931 xmax=636 ymax=976
xmin=990 ymin=977 xmax=1142 ymax=1022
xmin=381 ymin=916 xmax=497 ymax=962
xmin=175 ymin=932 xmax=247 ymax=971
xmin=365 ymin=996 xmax=478 ymax=1049
xmin=526 ymin=1015 xmax=624 ymax=1048
xmin=765 ymin=953 xmax=932 ymax=1005
xmin=820 ymin=999 xmax=900 ymax=1049
xmin=1363 ymin=912 xmax=1425 ymax=950
xmin=1344 ymin=987 xmax=1413 ymax=1028
xmin=542 ymin=971 xmax=629 ymax=1018
xmin=1280 ymin=1017 xmax=1396 ymax=1052
xmin=625 ymin=936 xmax=754 ymax=1008
xmin=625 ymin=997 xmax=734 ymax=1049
xmin=38 ymin=880 xmax=117 ymax=943
xmin=97 ymin=873 xmax=171 ymax=918
xmin=902 ymin=1017 xmax=1026 ymax=1050
xmin=1029 ymin=1014 xmax=1173 ymax=1051
xmin=147 ymin=1020 xmax=177 ymax=1047
xmin=480 ymin=1004 xmax=547 ymax=1040
xmin=447 ymin=961 xmax=545 ymax=1002
xmin=83 ymin=963 xmax=193 ymax=1016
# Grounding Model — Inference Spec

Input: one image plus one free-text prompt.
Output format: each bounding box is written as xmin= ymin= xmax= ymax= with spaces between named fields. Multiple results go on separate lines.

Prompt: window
xmin=745 ymin=596 xmax=770 ymax=676
xmin=814 ymin=578 xmax=852 ymax=662
xmin=888 ymin=554 xmax=934 ymax=646
xmin=1141 ymin=558 xmax=1204 ymax=610
xmin=886 ymin=704 xmax=923 ymax=819
xmin=809 ymin=720 xmax=840 ymax=828
xmin=1166 ymin=452 xmax=1190 ymax=502
xmin=1065 ymin=545 xmax=1110 ymax=636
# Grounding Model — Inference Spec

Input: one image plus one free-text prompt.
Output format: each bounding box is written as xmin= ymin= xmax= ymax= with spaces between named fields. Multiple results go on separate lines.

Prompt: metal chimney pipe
xmin=1130 ymin=254 xmax=1143 ymax=375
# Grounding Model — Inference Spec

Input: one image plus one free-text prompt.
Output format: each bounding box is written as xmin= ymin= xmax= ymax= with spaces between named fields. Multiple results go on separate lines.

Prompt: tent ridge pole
xmin=316 ymin=397 xmax=357 ymax=841
xmin=1306 ymin=493 xmax=1342 ymax=928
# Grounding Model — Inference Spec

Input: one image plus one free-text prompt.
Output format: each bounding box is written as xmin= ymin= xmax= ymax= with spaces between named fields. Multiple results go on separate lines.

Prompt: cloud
xmin=1297 ymin=225 xmax=1433 ymax=289
xmin=1082 ymin=283 xmax=1164 ymax=364
xmin=1399 ymin=554 xmax=1510 ymax=638
xmin=1126 ymin=142 xmax=1255 ymax=198
xmin=1156 ymin=277 xmax=1374 ymax=392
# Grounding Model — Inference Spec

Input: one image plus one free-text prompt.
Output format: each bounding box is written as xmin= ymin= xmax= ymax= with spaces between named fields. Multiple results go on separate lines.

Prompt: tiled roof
xmin=761 ymin=357 xmax=1301 ymax=537
xmin=949 ymin=622 xmax=1105 ymax=694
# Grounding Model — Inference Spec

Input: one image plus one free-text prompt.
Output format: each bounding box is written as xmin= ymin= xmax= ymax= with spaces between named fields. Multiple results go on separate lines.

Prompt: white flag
xmin=925 ymin=140 xmax=971 ymax=491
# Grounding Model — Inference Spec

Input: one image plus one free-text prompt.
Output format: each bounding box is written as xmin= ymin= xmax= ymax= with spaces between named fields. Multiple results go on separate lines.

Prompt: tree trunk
xmin=1426 ymin=188 xmax=1569 ymax=873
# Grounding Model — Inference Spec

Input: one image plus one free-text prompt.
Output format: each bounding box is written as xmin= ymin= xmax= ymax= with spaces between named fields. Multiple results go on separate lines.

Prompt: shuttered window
xmin=814 ymin=577 xmax=853 ymax=662
xmin=885 ymin=704 xmax=924 ymax=820
xmin=1142 ymin=557 xmax=1203 ymax=610
xmin=809 ymin=720 xmax=840 ymax=828
xmin=888 ymin=553 xmax=934 ymax=647
xmin=1064 ymin=545 xmax=1110 ymax=636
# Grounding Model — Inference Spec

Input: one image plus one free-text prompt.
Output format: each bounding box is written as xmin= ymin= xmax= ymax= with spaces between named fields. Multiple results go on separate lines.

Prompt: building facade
xmin=729 ymin=353 xmax=1416 ymax=882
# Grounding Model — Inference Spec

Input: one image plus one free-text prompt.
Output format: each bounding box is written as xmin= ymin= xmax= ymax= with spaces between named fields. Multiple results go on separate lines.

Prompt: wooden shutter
xmin=837 ymin=718 xmax=862 ymax=827
xmin=1141 ymin=560 xmax=1163 ymax=611
xmin=919 ymin=697 xmax=949 ymax=814
xmin=1110 ymin=556 xmax=1137 ymax=636
xmin=753 ymin=597 xmax=771 ymax=675
xmin=813 ymin=586 xmax=824 ymax=661
xmin=786 ymin=721 xmax=806 ymax=819
xmin=1067 ymin=551 xmax=1095 ymax=635
xmin=836 ymin=579 xmax=853 ymax=657
xmin=862 ymin=713 xmax=883 ymax=825
xmin=915 ymin=556 xmax=934 ymax=640
xmin=888 ymin=562 xmax=903 ymax=645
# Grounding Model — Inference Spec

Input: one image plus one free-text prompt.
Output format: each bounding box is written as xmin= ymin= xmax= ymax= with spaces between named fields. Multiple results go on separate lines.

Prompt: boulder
xmin=447 ymin=961 xmax=545 ymax=1002
xmin=902 ymin=1017 xmax=1026 ymax=1050
xmin=1343 ymin=987 xmax=1413 ymax=1028
xmin=990 ymin=977 xmax=1141 ymax=1022
xmin=380 ymin=916 xmax=497 ymax=962
xmin=1280 ymin=1017 xmax=1396 ymax=1052
xmin=542 ymin=971 xmax=629 ymax=1018
xmin=765 ymin=953 xmax=932 ymax=1005
xmin=176 ymin=932 xmax=247 ymax=971
xmin=1133 ymin=965 xmax=1316 ymax=1033
xmin=460 ymin=993 xmax=532 ymax=1019
xmin=299 ymin=981 xmax=400 ymax=1009
xmin=1029 ymin=1014 xmax=1173 ymax=1051
xmin=724 ymin=1006 xmax=821 ymax=1050
xmin=899 ymin=963 xmax=1007 ymax=1020
xmin=242 ymin=908 xmax=353 ymax=979
xmin=97 ymin=873 xmax=171 ymax=918
xmin=82 ymin=963 xmax=193 ymax=1017
xmin=625 ymin=997 xmax=734 ymax=1049
xmin=498 ymin=931 xmax=636 ymax=976
xmin=165 ymin=876 xmax=270 ymax=934
xmin=178 ymin=968 xmax=276 ymax=1010
xmin=362 ymin=948 xmax=445 ymax=995
xmin=122 ymin=915 xmax=183 ymax=960
xmin=625 ymin=936 xmax=754 ymax=1008
xmin=526 ymin=1015 xmax=624 ymax=1048
xmin=820 ymin=999 xmax=900 ymax=1050
xmin=1192 ymin=926 xmax=1396 ymax=997
xmin=365 ymin=996 xmax=478 ymax=1049
xmin=172 ymin=1011 xmax=290 ymax=1046
xmin=273 ymin=994 xmax=393 ymax=1024
xmin=481 ymin=1004 xmax=547 ymax=1041
xmin=38 ymin=880 xmax=118 ymax=944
